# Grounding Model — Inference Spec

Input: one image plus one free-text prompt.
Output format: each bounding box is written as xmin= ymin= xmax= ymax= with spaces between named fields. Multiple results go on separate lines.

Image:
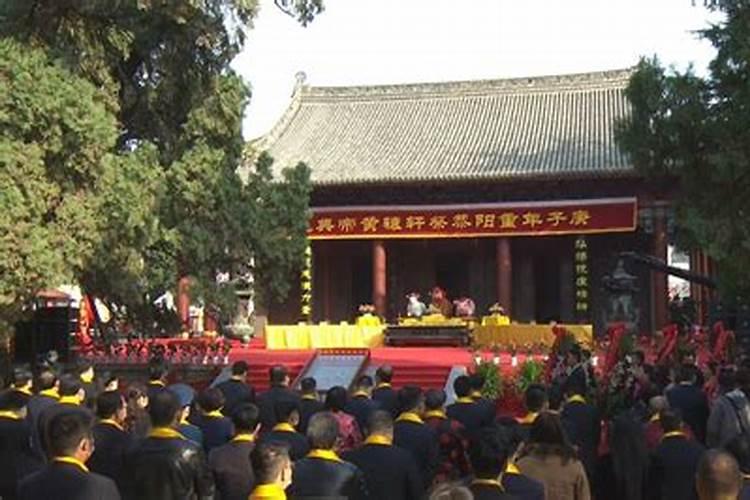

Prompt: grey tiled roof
xmin=252 ymin=69 xmax=635 ymax=186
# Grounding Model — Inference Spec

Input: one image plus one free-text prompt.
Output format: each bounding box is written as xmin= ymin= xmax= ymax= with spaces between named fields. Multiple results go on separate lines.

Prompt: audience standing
xmin=325 ymin=386 xmax=363 ymax=453
xmin=372 ymin=365 xmax=398 ymax=417
xmin=298 ymin=377 xmax=324 ymax=435
xmin=258 ymin=366 xmax=301 ymax=431
xmin=393 ymin=385 xmax=440 ymax=490
xmin=209 ymin=403 xmax=260 ymax=500
xmin=259 ymin=400 xmax=309 ymax=460
xmin=88 ymin=391 xmax=132 ymax=492
xmin=216 ymin=361 xmax=256 ymax=416
xmin=345 ymin=375 xmax=381 ymax=433
xmin=423 ymin=388 xmax=471 ymax=483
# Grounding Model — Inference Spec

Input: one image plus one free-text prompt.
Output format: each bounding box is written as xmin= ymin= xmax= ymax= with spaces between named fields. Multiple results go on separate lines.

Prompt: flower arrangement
xmin=516 ymin=358 xmax=545 ymax=393
xmin=358 ymin=304 xmax=376 ymax=315
xmin=474 ymin=358 xmax=503 ymax=399
xmin=488 ymin=303 xmax=506 ymax=315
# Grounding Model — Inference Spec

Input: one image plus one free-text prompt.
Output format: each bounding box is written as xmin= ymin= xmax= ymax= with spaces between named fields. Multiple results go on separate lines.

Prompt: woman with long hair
xmin=517 ymin=411 xmax=590 ymax=500
xmin=124 ymin=383 xmax=151 ymax=438
xmin=595 ymin=413 xmax=649 ymax=500
xmin=324 ymin=386 xmax=362 ymax=453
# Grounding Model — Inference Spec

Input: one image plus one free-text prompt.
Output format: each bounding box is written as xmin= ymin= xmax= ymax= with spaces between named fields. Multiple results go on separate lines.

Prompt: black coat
xmin=344 ymin=396 xmax=381 ymax=433
xmin=372 ymin=386 xmax=398 ymax=417
xmin=393 ymin=420 xmax=440 ymax=489
xmin=35 ymin=403 xmax=92 ymax=459
xmin=257 ymin=386 xmax=301 ymax=431
xmin=561 ymin=399 xmax=600 ymax=482
xmin=193 ymin=414 xmax=234 ymax=455
xmin=215 ymin=378 xmax=256 ymax=415
xmin=288 ymin=455 xmax=369 ymax=499
xmin=446 ymin=400 xmax=492 ymax=435
xmin=259 ymin=428 xmax=310 ymax=461
xmin=123 ymin=432 xmax=215 ymax=500
xmin=208 ymin=439 xmax=255 ymax=500
xmin=18 ymin=460 xmax=120 ymax=500
xmin=342 ymin=442 xmax=424 ymax=500
xmin=26 ymin=394 xmax=58 ymax=459
xmin=0 ymin=416 xmax=41 ymax=500
xmin=298 ymin=397 xmax=324 ymax=435
xmin=648 ymin=433 xmax=704 ymax=500
xmin=88 ymin=421 xmax=133 ymax=492
xmin=469 ymin=483 xmax=520 ymax=500
xmin=666 ymin=383 xmax=709 ymax=443
xmin=502 ymin=469 xmax=545 ymax=500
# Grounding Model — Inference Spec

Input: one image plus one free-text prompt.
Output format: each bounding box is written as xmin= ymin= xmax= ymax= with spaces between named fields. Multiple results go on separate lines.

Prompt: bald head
xmin=696 ymin=450 xmax=741 ymax=500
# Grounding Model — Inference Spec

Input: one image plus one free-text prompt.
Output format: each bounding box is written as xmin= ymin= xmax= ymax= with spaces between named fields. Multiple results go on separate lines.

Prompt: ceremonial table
xmin=264 ymin=324 xmax=385 ymax=350
xmin=472 ymin=323 xmax=593 ymax=348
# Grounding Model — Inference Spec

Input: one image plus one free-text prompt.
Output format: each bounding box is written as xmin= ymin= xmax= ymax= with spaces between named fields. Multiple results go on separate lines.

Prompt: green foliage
xmin=516 ymin=358 xmax=544 ymax=393
xmin=474 ymin=360 xmax=502 ymax=400
xmin=616 ymin=3 xmax=750 ymax=298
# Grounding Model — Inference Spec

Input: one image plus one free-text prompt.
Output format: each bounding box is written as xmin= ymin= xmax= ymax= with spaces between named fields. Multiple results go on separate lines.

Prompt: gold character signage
xmin=574 ymin=236 xmax=590 ymax=319
xmin=308 ymin=198 xmax=637 ymax=240
xmin=300 ymin=243 xmax=313 ymax=322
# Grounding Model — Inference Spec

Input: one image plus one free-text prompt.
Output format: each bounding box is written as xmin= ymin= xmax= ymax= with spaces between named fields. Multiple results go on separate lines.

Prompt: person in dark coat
xmin=695 ymin=450 xmax=742 ymax=500
xmin=495 ymin=419 xmax=545 ymax=500
xmin=36 ymin=374 xmax=90 ymax=459
xmin=423 ymin=388 xmax=471 ymax=483
xmin=88 ymin=391 xmax=132 ymax=492
xmin=298 ymin=377 xmax=324 ymax=435
xmin=287 ymin=412 xmax=369 ymax=499
xmin=77 ymin=361 xmax=98 ymax=409
xmin=123 ymin=388 xmax=214 ymax=500
xmin=169 ymin=383 xmax=203 ymax=447
xmin=516 ymin=384 xmax=548 ymax=440
xmin=257 ymin=365 xmax=301 ymax=431
xmin=18 ymin=409 xmax=120 ymax=500
xmin=560 ymin=379 xmax=600 ymax=484
xmin=343 ymin=410 xmax=424 ymax=500
xmin=0 ymin=390 xmax=41 ymax=500
xmin=259 ymin=400 xmax=309 ymax=460
xmin=666 ymin=364 xmax=710 ymax=443
xmin=345 ymin=375 xmax=381 ymax=433
xmin=593 ymin=413 xmax=649 ymax=500
xmin=209 ymin=403 xmax=259 ymax=500
xmin=27 ymin=368 xmax=59 ymax=460
xmin=393 ymin=385 xmax=439 ymax=490
xmin=467 ymin=427 xmax=519 ymax=499
xmin=447 ymin=375 xmax=491 ymax=435
xmin=216 ymin=361 xmax=256 ymax=416
xmin=146 ymin=359 xmax=169 ymax=403
xmin=11 ymin=367 xmax=34 ymax=398
xmin=249 ymin=442 xmax=293 ymax=500
xmin=648 ymin=409 xmax=705 ymax=500
xmin=469 ymin=373 xmax=496 ymax=422
xmin=193 ymin=387 xmax=233 ymax=454
xmin=372 ymin=365 xmax=398 ymax=417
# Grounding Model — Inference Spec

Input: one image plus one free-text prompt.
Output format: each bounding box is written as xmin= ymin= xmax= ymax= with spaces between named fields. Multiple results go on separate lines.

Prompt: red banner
xmin=308 ymin=198 xmax=637 ymax=240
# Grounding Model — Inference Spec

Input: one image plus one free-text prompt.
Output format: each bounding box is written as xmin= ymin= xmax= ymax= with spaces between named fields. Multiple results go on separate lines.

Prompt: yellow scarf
xmin=470 ymin=391 xmax=483 ymax=400
xmin=232 ymin=433 xmax=256 ymax=443
xmin=59 ymin=396 xmax=81 ymax=406
xmin=149 ymin=427 xmax=186 ymax=440
xmin=53 ymin=456 xmax=89 ymax=473
xmin=148 ymin=380 xmax=165 ymax=387
xmin=250 ymin=483 xmax=287 ymax=499
xmin=365 ymin=434 xmax=392 ymax=446
xmin=352 ymin=391 xmax=370 ymax=398
xmin=471 ymin=478 xmax=504 ymax=490
xmin=39 ymin=388 xmax=59 ymax=399
xmin=566 ymin=395 xmax=586 ymax=405
xmin=80 ymin=372 xmax=94 ymax=384
xmin=396 ymin=412 xmax=424 ymax=425
xmin=307 ymin=449 xmax=343 ymax=463
xmin=203 ymin=410 xmax=224 ymax=418
xmin=424 ymin=410 xmax=447 ymax=419
xmin=455 ymin=397 xmax=474 ymax=404
xmin=662 ymin=431 xmax=686 ymax=441
xmin=376 ymin=383 xmax=391 ymax=389
xmin=272 ymin=423 xmax=297 ymax=433
xmin=649 ymin=413 xmax=660 ymax=423
xmin=100 ymin=419 xmax=124 ymax=431
xmin=0 ymin=410 xmax=21 ymax=420
xmin=12 ymin=385 xmax=32 ymax=396
xmin=516 ymin=412 xmax=538 ymax=425
xmin=301 ymin=394 xmax=317 ymax=401
xmin=505 ymin=463 xmax=521 ymax=475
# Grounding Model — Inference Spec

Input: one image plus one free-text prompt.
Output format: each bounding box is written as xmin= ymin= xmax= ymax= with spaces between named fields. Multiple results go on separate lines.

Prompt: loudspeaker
xmin=14 ymin=306 xmax=74 ymax=363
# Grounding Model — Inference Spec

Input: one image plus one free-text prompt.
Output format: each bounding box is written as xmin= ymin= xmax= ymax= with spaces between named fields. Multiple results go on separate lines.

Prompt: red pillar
xmin=177 ymin=277 xmax=191 ymax=329
xmin=372 ymin=240 xmax=387 ymax=318
xmin=496 ymin=238 xmax=512 ymax=316
xmin=652 ymin=211 xmax=669 ymax=331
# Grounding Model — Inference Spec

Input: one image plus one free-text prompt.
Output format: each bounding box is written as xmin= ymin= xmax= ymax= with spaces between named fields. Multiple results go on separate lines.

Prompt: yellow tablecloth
xmin=472 ymin=324 xmax=593 ymax=348
xmin=264 ymin=324 xmax=385 ymax=350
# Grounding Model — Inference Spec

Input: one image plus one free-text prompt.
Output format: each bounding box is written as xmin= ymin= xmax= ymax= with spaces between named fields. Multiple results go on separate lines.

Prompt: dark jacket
xmin=0 ymin=415 xmax=41 ymax=500
xmin=372 ymin=385 xmax=398 ymax=417
xmin=193 ymin=413 xmax=234 ymax=455
xmin=208 ymin=438 xmax=255 ymax=500
xmin=88 ymin=421 xmax=133 ymax=492
xmin=288 ymin=454 xmax=369 ymax=499
xmin=26 ymin=394 xmax=58 ymax=459
xmin=299 ymin=397 xmax=324 ymax=435
xmin=502 ymin=468 xmax=545 ymax=500
xmin=424 ymin=413 xmax=471 ymax=482
xmin=648 ymin=433 xmax=704 ymax=500
xmin=446 ymin=400 xmax=492 ymax=435
xmin=124 ymin=430 xmax=215 ymax=500
xmin=257 ymin=385 xmax=301 ymax=431
xmin=393 ymin=418 xmax=440 ymax=489
xmin=35 ymin=402 xmax=91 ymax=459
xmin=179 ymin=421 xmax=204 ymax=447
xmin=146 ymin=381 xmax=168 ymax=403
xmin=215 ymin=378 xmax=255 ymax=415
xmin=666 ymin=383 xmax=710 ymax=443
xmin=561 ymin=398 xmax=600 ymax=482
xmin=18 ymin=460 xmax=120 ymax=500
xmin=469 ymin=481 xmax=520 ymax=500
xmin=345 ymin=395 xmax=381 ymax=433
xmin=259 ymin=427 xmax=310 ymax=461
xmin=342 ymin=440 xmax=424 ymax=500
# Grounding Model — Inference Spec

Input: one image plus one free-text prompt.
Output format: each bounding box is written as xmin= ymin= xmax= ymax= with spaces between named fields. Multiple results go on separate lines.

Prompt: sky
xmin=233 ymin=0 xmax=722 ymax=139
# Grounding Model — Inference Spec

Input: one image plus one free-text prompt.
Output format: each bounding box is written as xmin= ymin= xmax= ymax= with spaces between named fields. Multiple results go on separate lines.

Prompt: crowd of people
xmin=1 ymin=350 xmax=750 ymax=500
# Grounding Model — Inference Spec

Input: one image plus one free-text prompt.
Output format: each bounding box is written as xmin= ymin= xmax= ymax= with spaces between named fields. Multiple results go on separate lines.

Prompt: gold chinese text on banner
xmin=308 ymin=198 xmax=637 ymax=240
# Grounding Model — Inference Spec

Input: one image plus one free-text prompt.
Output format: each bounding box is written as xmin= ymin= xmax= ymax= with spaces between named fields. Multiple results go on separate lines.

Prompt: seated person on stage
xmin=216 ymin=361 xmax=256 ymax=416
xmin=342 ymin=410 xmax=424 ymax=500
xmin=249 ymin=442 xmax=293 ymax=500
xmin=345 ymin=375 xmax=382 ymax=433
xmin=19 ymin=410 xmax=120 ymax=500
xmin=423 ymin=388 xmax=470 ymax=483
xmin=259 ymin=400 xmax=309 ymax=461
xmin=88 ymin=390 xmax=132 ymax=492
xmin=393 ymin=386 xmax=440 ymax=490
xmin=0 ymin=389 xmax=41 ymax=500
xmin=209 ymin=403 xmax=259 ymax=500
xmin=467 ymin=427 xmax=518 ymax=500
xmin=258 ymin=365 xmax=301 ymax=431
xmin=169 ymin=383 xmax=203 ymax=446
xmin=429 ymin=286 xmax=453 ymax=317
xmin=298 ymin=377 xmax=324 ymax=435
xmin=447 ymin=375 xmax=492 ymax=434
xmin=194 ymin=387 xmax=233 ymax=454
xmin=372 ymin=366 xmax=398 ymax=417
xmin=287 ymin=412 xmax=368 ymax=499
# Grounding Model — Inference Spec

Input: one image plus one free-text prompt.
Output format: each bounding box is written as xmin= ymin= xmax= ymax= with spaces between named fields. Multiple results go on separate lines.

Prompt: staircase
xmin=362 ymin=363 xmax=452 ymax=390
xmin=247 ymin=362 xmax=307 ymax=392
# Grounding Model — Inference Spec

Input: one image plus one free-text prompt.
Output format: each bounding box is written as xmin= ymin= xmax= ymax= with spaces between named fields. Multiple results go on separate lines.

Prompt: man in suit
xmin=467 ymin=427 xmax=518 ymax=500
xmin=124 ymin=389 xmax=214 ymax=499
xmin=146 ymin=359 xmax=170 ymax=403
xmin=288 ymin=412 xmax=368 ymax=499
xmin=345 ymin=375 xmax=381 ymax=433
xmin=667 ymin=364 xmax=710 ymax=443
xmin=372 ymin=365 xmax=398 ymax=417
xmin=249 ymin=442 xmax=293 ymax=500
xmin=257 ymin=365 xmax=301 ymax=431
xmin=27 ymin=368 xmax=59 ymax=460
xmin=36 ymin=374 xmax=90 ymax=459
xmin=423 ymin=388 xmax=470 ymax=483
xmin=216 ymin=361 xmax=256 ymax=416
xmin=393 ymin=385 xmax=439 ymax=490
xmin=88 ymin=390 xmax=132 ymax=492
xmin=561 ymin=379 xmax=600 ymax=484
xmin=209 ymin=403 xmax=259 ymax=500
xmin=649 ymin=409 xmax=705 ymax=500
xmin=298 ymin=377 xmax=323 ymax=435
xmin=18 ymin=409 xmax=120 ymax=500
xmin=343 ymin=410 xmax=424 ymax=500
xmin=447 ymin=375 xmax=491 ymax=435
xmin=0 ymin=390 xmax=41 ymax=500
xmin=696 ymin=450 xmax=742 ymax=500
xmin=194 ymin=387 xmax=233 ymax=454
xmin=259 ymin=400 xmax=309 ymax=460
xmin=469 ymin=373 xmax=496 ymax=422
